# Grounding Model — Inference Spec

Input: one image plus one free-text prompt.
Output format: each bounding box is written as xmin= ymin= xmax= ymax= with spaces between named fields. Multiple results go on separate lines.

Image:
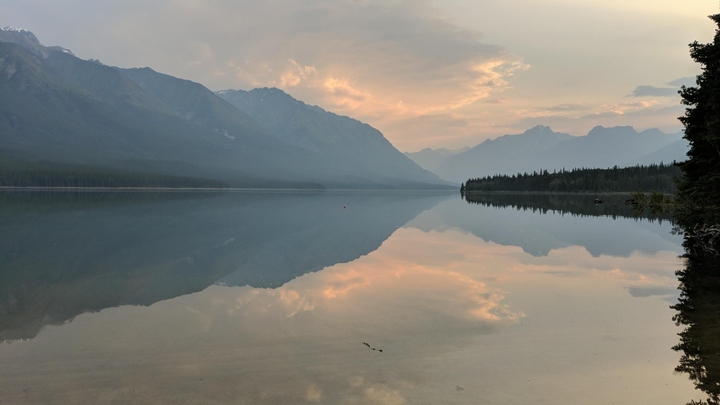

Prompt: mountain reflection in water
xmin=0 ymin=191 xmax=449 ymax=341
xmin=0 ymin=191 xmax=701 ymax=404
xmin=418 ymin=194 xmax=682 ymax=257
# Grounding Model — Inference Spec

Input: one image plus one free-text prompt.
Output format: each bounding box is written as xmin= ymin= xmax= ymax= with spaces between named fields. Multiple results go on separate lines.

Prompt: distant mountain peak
xmin=511 ymin=125 xmax=572 ymax=141
xmin=2 ymin=26 xmax=33 ymax=35
xmin=527 ymin=124 xmax=552 ymax=132
xmin=521 ymin=125 xmax=559 ymax=137
xmin=249 ymin=87 xmax=298 ymax=100
xmin=1 ymin=26 xmax=41 ymax=45
xmin=0 ymin=26 xmax=74 ymax=56
xmin=587 ymin=125 xmax=637 ymax=137
xmin=224 ymin=87 xmax=302 ymax=101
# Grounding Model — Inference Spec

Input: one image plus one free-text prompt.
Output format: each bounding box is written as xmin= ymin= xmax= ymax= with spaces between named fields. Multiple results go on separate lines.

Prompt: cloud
xmin=2 ymin=0 xmax=527 ymax=149
xmin=667 ymin=76 xmax=696 ymax=88
xmin=628 ymin=76 xmax=697 ymax=98
xmin=511 ymin=104 xmax=685 ymax=136
xmin=545 ymin=103 xmax=588 ymax=112
xmin=2 ymin=0 xmax=700 ymax=150
xmin=386 ymin=113 xmax=471 ymax=150
xmin=626 ymin=286 xmax=677 ymax=298
xmin=628 ymin=85 xmax=679 ymax=98
xmin=2 ymin=222 xmax=684 ymax=403
xmin=596 ymin=100 xmax=659 ymax=114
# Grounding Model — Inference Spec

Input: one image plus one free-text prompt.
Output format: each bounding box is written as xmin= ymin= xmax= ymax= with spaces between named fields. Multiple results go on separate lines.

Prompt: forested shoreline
xmin=0 ymin=161 xmax=228 ymax=189
xmin=461 ymin=163 xmax=681 ymax=193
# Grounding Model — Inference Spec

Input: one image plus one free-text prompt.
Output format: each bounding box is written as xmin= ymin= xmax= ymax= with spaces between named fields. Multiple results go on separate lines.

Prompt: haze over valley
xmin=0 ymin=27 xmax=448 ymax=189
xmin=0 ymin=26 xmax=692 ymax=189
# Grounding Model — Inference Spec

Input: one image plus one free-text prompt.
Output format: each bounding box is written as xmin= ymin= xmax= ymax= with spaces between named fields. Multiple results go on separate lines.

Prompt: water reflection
xmin=0 ymin=191 xmax=698 ymax=404
xmin=462 ymin=192 xmax=673 ymax=222
xmin=410 ymin=196 xmax=683 ymax=258
xmin=672 ymin=211 xmax=720 ymax=405
xmin=0 ymin=191 xmax=450 ymax=341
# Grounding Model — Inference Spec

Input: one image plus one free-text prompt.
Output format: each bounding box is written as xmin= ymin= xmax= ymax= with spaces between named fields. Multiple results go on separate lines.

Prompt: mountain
xmin=0 ymin=27 xmax=73 ymax=58
xmin=435 ymin=125 xmax=684 ymax=183
xmin=0 ymin=33 xmax=317 ymax=187
xmin=117 ymin=67 xmax=263 ymax=135
xmin=536 ymin=126 xmax=682 ymax=171
xmin=404 ymin=147 xmax=470 ymax=173
xmin=437 ymin=125 xmax=573 ymax=182
xmin=633 ymin=138 xmax=689 ymax=166
xmin=216 ymin=88 xmax=450 ymax=188
xmin=0 ymin=28 xmax=449 ymax=189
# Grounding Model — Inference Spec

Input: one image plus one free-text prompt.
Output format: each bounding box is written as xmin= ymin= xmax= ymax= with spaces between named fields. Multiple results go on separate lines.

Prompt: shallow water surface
xmin=0 ymin=192 xmax=700 ymax=404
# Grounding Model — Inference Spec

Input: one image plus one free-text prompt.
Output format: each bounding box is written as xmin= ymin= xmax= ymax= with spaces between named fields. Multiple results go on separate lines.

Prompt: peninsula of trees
xmin=461 ymin=163 xmax=681 ymax=194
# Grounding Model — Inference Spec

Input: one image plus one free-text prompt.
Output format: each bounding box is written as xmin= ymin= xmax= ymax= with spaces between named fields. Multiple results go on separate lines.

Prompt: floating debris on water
xmin=362 ymin=342 xmax=383 ymax=353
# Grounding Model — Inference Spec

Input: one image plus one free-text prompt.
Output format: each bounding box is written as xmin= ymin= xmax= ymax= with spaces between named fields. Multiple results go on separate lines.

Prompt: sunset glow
xmin=3 ymin=0 xmax=716 ymax=150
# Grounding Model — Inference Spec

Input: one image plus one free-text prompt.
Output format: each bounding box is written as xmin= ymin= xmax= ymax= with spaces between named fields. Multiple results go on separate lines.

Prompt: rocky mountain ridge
xmin=405 ymin=125 xmax=687 ymax=182
xmin=0 ymin=28 xmax=450 ymax=189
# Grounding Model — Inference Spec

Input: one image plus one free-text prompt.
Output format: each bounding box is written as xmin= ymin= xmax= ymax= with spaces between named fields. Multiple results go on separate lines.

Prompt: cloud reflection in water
xmin=0 ymin=195 xmax=699 ymax=405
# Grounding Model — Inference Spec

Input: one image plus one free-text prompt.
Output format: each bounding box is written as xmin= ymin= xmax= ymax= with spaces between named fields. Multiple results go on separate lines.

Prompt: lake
xmin=0 ymin=191 xmax=703 ymax=404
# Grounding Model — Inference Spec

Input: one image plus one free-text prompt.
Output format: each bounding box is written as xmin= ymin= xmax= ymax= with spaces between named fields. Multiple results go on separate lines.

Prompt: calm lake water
xmin=0 ymin=191 xmax=703 ymax=404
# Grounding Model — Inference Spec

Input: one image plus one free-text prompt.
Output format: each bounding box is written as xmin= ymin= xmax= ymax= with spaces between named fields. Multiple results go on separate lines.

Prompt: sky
xmin=1 ymin=0 xmax=718 ymax=151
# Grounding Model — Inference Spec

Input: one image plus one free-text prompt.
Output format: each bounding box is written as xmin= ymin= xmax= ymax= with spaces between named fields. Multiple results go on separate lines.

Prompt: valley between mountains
xmin=1 ymin=27 xmax=685 ymax=189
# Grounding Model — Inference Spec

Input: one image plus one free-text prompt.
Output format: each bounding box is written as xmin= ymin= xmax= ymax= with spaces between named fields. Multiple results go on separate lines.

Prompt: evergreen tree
xmin=677 ymin=14 xmax=720 ymax=206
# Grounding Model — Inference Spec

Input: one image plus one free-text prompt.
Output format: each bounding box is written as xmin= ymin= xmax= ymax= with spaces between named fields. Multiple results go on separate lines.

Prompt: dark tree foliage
xmin=677 ymin=14 xmax=720 ymax=206
xmin=672 ymin=16 xmax=720 ymax=396
xmin=0 ymin=161 xmax=228 ymax=189
xmin=462 ymin=164 xmax=680 ymax=193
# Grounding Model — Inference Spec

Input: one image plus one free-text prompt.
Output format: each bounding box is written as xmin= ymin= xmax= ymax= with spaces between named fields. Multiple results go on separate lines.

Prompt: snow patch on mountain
xmin=2 ymin=26 xmax=31 ymax=33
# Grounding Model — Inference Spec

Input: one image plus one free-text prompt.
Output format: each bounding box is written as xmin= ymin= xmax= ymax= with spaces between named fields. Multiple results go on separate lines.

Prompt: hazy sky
xmin=1 ymin=0 xmax=717 ymax=151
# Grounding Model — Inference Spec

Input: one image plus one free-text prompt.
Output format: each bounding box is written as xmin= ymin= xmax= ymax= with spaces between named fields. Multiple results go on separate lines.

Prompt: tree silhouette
xmin=677 ymin=14 xmax=720 ymax=206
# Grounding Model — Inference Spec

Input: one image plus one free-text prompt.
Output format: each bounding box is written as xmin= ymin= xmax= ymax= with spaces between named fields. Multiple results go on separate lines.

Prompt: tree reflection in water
xmin=673 ymin=213 xmax=720 ymax=405
xmin=462 ymin=192 xmax=673 ymax=223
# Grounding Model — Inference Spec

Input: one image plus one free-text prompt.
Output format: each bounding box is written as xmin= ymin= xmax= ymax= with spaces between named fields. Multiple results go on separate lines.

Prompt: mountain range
xmin=0 ymin=27 xmax=449 ymax=189
xmin=0 ymin=27 xmax=689 ymax=188
xmin=406 ymin=125 xmax=688 ymax=183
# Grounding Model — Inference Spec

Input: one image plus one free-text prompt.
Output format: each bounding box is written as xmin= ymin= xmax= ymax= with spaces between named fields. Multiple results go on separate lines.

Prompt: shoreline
xmin=460 ymin=190 xmax=672 ymax=196
xmin=0 ymin=186 xmax=457 ymax=194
